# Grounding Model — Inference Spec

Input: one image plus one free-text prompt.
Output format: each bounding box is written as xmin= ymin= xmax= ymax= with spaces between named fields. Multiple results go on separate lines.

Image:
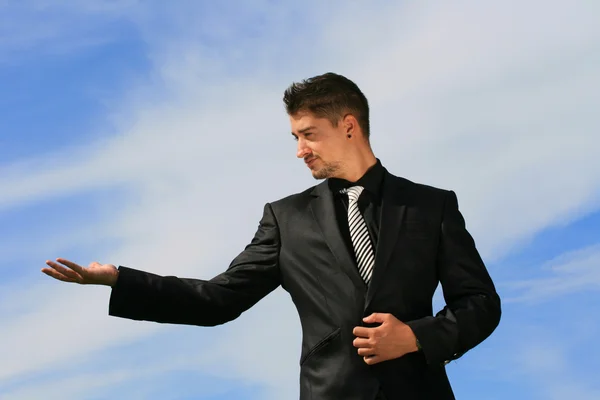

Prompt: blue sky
xmin=1 ymin=1 xmax=599 ymax=399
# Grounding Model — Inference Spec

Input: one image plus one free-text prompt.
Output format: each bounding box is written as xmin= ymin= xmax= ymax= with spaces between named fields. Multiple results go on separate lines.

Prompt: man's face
xmin=290 ymin=111 xmax=349 ymax=180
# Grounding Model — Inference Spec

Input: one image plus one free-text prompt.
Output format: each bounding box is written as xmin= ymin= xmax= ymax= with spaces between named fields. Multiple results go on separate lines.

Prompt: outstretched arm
xmin=43 ymin=203 xmax=281 ymax=327
xmin=406 ymin=190 xmax=502 ymax=366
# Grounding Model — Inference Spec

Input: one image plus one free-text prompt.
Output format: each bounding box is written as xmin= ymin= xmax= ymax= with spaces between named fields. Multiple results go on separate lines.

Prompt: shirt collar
xmin=328 ymin=158 xmax=385 ymax=199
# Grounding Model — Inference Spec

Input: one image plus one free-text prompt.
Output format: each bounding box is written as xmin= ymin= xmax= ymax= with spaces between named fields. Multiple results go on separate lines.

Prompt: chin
xmin=308 ymin=161 xmax=339 ymax=180
xmin=311 ymin=168 xmax=331 ymax=180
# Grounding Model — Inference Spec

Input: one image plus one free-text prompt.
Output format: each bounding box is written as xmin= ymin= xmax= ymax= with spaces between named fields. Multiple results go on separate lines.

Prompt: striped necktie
xmin=342 ymin=186 xmax=375 ymax=285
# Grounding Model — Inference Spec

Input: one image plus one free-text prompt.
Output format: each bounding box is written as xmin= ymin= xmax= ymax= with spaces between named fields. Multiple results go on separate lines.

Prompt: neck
xmin=336 ymin=149 xmax=378 ymax=182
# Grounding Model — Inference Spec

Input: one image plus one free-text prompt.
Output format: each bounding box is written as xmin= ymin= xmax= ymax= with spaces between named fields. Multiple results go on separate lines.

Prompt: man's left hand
xmin=353 ymin=313 xmax=419 ymax=365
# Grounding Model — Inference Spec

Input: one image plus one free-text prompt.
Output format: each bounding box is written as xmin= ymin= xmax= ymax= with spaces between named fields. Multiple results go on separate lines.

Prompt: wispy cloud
xmin=0 ymin=1 xmax=140 ymax=61
xmin=504 ymin=244 xmax=600 ymax=304
xmin=1 ymin=348 xmax=235 ymax=400
xmin=514 ymin=327 xmax=600 ymax=400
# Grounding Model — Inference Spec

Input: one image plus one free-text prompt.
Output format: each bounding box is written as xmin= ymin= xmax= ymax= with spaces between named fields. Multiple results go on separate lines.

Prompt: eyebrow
xmin=295 ymin=126 xmax=317 ymax=134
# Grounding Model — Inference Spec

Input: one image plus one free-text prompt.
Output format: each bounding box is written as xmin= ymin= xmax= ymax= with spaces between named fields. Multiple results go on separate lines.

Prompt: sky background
xmin=0 ymin=1 xmax=599 ymax=399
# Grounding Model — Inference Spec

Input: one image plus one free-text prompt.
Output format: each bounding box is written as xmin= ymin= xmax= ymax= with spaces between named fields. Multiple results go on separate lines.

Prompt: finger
xmin=55 ymin=258 xmax=86 ymax=275
xmin=363 ymin=313 xmax=388 ymax=324
xmin=363 ymin=355 xmax=380 ymax=365
xmin=41 ymin=267 xmax=77 ymax=283
xmin=45 ymin=261 xmax=82 ymax=280
xmin=353 ymin=326 xmax=372 ymax=337
xmin=353 ymin=337 xmax=373 ymax=348
xmin=45 ymin=261 xmax=83 ymax=281
xmin=358 ymin=347 xmax=376 ymax=357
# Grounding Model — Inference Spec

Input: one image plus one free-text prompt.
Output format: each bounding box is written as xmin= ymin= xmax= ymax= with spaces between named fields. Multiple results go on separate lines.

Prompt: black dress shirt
xmin=328 ymin=159 xmax=385 ymax=270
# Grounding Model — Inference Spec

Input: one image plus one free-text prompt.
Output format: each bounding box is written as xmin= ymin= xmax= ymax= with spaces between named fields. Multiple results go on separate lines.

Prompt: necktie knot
xmin=341 ymin=186 xmax=364 ymax=204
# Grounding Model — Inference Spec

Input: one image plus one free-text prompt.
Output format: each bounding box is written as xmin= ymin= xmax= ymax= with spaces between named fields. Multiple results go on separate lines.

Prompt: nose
xmin=296 ymin=138 xmax=311 ymax=159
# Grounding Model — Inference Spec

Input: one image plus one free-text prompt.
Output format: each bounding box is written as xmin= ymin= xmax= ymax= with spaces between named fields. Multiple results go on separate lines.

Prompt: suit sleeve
xmin=406 ymin=190 xmax=501 ymax=366
xmin=108 ymin=203 xmax=281 ymax=326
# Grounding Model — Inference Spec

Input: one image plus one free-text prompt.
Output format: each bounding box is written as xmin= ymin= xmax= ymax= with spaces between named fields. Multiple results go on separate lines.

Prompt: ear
xmin=342 ymin=114 xmax=357 ymax=135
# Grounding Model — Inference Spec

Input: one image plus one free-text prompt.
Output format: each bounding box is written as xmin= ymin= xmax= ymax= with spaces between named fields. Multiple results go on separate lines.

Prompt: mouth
xmin=305 ymin=157 xmax=317 ymax=168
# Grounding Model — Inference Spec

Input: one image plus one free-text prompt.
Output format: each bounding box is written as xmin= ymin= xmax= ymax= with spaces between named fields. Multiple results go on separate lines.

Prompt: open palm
xmin=42 ymin=258 xmax=118 ymax=286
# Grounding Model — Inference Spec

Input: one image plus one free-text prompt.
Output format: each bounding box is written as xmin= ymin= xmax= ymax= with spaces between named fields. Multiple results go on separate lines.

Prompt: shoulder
xmin=265 ymin=182 xmax=322 ymax=212
xmin=385 ymin=172 xmax=460 ymax=225
xmin=386 ymin=170 xmax=451 ymax=199
xmin=384 ymin=170 xmax=464 ymax=218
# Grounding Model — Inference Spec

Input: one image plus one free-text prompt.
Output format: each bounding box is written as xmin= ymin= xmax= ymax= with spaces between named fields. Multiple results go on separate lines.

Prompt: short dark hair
xmin=283 ymin=72 xmax=370 ymax=139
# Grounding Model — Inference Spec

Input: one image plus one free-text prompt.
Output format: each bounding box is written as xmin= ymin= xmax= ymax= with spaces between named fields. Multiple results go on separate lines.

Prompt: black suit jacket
xmin=109 ymin=169 xmax=501 ymax=400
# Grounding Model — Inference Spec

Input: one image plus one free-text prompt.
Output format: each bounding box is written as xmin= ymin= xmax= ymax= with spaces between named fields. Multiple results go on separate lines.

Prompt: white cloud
xmin=0 ymin=1 xmax=140 ymax=61
xmin=0 ymin=283 xmax=161 ymax=381
xmin=0 ymin=349 xmax=232 ymax=400
xmin=1 ymin=1 xmax=599 ymax=398
xmin=504 ymin=243 xmax=600 ymax=304
xmin=458 ymin=315 xmax=600 ymax=400
xmin=513 ymin=327 xmax=600 ymax=400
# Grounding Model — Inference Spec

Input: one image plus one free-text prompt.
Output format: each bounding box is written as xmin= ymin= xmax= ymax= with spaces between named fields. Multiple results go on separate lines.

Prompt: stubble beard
xmin=312 ymin=160 xmax=342 ymax=180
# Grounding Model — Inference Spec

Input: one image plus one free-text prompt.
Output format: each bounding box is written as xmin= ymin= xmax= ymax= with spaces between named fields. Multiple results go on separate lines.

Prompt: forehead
xmin=289 ymin=111 xmax=331 ymax=133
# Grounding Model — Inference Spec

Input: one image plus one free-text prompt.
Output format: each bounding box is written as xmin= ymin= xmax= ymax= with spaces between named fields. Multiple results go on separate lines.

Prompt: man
xmin=42 ymin=73 xmax=501 ymax=399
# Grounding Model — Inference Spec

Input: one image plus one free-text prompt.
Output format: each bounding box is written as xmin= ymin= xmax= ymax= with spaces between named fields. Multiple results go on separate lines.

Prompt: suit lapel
xmin=364 ymin=174 xmax=407 ymax=310
xmin=309 ymin=182 xmax=366 ymax=291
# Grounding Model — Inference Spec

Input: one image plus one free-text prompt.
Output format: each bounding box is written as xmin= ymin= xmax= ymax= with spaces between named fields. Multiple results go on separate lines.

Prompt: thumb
xmin=363 ymin=313 xmax=386 ymax=324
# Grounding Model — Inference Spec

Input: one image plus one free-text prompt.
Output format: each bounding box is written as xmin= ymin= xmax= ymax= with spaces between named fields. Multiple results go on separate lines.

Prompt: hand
xmin=41 ymin=258 xmax=119 ymax=286
xmin=353 ymin=313 xmax=419 ymax=365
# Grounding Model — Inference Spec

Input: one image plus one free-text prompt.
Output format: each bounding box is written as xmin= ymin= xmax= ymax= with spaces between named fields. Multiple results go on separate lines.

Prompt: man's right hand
xmin=42 ymin=258 xmax=119 ymax=286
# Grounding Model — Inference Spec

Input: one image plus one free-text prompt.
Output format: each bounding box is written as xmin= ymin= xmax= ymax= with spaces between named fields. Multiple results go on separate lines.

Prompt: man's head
xmin=284 ymin=73 xmax=371 ymax=180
